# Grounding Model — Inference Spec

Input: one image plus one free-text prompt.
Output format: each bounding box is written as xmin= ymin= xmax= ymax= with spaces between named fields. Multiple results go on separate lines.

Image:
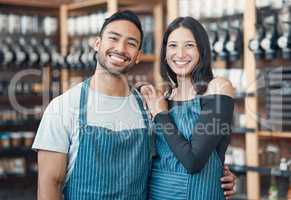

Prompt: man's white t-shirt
xmin=32 ymin=82 xmax=147 ymax=180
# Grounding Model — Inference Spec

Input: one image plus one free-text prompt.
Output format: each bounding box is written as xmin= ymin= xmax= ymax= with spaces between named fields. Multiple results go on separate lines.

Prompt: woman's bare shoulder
xmin=204 ymin=76 xmax=235 ymax=98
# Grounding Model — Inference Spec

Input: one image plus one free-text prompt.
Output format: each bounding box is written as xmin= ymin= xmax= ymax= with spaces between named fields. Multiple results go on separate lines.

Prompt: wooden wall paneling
xmin=243 ymin=0 xmax=260 ymax=199
xmin=166 ymin=0 xmax=178 ymax=23
xmin=153 ymin=1 xmax=163 ymax=86
xmin=60 ymin=5 xmax=70 ymax=93
xmin=107 ymin=0 xmax=118 ymax=15
xmin=66 ymin=0 xmax=107 ymax=11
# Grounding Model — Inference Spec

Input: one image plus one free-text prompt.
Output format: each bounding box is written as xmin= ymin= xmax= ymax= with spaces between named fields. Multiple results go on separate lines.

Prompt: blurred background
xmin=0 ymin=0 xmax=290 ymax=199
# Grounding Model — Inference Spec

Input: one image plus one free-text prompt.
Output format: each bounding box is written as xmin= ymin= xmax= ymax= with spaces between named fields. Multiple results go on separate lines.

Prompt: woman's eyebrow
xmin=184 ymin=40 xmax=196 ymax=43
xmin=167 ymin=40 xmax=197 ymax=44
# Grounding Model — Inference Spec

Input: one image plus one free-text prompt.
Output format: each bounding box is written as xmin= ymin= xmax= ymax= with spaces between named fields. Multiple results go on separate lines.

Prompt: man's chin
xmin=104 ymin=65 xmax=128 ymax=76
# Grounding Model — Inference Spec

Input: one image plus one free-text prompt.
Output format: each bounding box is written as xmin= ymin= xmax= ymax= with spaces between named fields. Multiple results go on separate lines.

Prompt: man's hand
xmin=221 ymin=165 xmax=236 ymax=199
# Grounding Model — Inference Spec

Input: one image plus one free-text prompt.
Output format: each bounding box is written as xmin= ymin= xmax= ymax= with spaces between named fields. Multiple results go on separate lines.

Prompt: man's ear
xmin=135 ymin=50 xmax=143 ymax=64
xmin=94 ymin=36 xmax=101 ymax=51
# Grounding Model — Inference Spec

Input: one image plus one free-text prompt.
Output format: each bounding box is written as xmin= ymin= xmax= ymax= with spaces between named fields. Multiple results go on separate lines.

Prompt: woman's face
xmin=166 ymin=27 xmax=200 ymax=77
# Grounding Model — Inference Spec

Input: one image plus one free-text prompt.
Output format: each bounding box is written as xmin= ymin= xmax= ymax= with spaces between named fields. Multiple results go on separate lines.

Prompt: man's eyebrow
xmin=108 ymin=31 xmax=139 ymax=44
xmin=107 ymin=31 xmax=121 ymax=37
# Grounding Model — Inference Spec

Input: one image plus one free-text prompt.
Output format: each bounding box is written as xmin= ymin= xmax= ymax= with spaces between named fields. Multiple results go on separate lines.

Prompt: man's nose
xmin=115 ymin=41 xmax=127 ymax=53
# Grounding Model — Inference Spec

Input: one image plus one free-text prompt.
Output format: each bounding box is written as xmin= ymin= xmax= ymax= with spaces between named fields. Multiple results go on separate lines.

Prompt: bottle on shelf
xmin=0 ymin=39 xmax=14 ymax=67
xmin=80 ymin=39 xmax=90 ymax=70
xmin=3 ymin=37 xmax=16 ymax=67
xmin=225 ymin=20 xmax=243 ymax=61
xmin=260 ymin=15 xmax=280 ymax=60
xmin=43 ymin=38 xmax=63 ymax=69
xmin=19 ymin=38 xmax=39 ymax=68
xmin=31 ymin=38 xmax=50 ymax=68
xmin=268 ymin=175 xmax=279 ymax=200
xmin=277 ymin=22 xmax=291 ymax=59
xmin=206 ymin=23 xmax=219 ymax=61
xmin=14 ymin=38 xmax=28 ymax=68
xmin=288 ymin=176 xmax=291 ymax=200
xmin=213 ymin=23 xmax=230 ymax=61
xmin=249 ymin=23 xmax=266 ymax=59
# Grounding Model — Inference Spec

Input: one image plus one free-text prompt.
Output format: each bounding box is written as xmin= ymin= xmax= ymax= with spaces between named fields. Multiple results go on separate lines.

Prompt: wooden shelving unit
xmin=0 ymin=0 xmax=290 ymax=199
xmin=258 ymin=131 xmax=291 ymax=139
xmin=166 ymin=0 xmax=290 ymax=199
xmin=0 ymin=2 xmax=60 ymax=193
xmin=0 ymin=0 xmax=62 ymax=8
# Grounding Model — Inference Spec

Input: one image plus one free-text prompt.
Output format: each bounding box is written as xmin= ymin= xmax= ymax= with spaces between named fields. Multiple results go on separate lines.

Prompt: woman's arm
xmin=141 ymin=77 xmax=235 ymax=173
xmin=154 ymin=94 xmax=234 ymax=173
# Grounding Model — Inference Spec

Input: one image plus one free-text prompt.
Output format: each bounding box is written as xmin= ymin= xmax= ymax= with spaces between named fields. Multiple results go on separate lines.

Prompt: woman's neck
xmin=172 ymin=76 xmax=196 ymax=101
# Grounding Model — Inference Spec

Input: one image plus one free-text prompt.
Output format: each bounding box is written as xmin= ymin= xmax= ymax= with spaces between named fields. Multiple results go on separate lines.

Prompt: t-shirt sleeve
xmin=32 ymin=97 xmax=72 ymax=154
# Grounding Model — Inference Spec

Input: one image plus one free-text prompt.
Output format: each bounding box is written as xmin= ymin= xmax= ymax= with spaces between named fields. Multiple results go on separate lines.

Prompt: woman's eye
xmin=186 ymin=43 xmax=195 ymax=48
xmin=168 ymin=44 xmax=176 ymax=48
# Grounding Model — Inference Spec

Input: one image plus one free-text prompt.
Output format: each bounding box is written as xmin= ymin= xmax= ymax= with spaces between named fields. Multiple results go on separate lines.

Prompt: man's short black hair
xmin=99 ymin=10 xmax=143 ymax=49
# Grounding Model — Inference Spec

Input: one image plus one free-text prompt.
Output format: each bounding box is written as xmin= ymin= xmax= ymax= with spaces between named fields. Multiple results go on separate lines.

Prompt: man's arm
xmin=37 ymin=150 xmax=67 ymax=200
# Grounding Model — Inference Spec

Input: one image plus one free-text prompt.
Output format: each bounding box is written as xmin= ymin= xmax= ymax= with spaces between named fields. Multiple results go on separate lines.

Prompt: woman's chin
xmin=171 ymin=69 xmax=192 ymax=77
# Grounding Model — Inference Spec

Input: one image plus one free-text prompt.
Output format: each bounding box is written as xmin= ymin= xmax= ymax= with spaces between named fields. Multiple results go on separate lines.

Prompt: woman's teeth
xmin=174 ymin=60 xmax=189 ymax=65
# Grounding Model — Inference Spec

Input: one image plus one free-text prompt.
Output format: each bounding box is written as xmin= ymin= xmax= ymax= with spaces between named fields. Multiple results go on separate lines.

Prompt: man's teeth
xmin=110 ymin=55 xmax=126 ymax=62
xmin=174 ymin=61 xmax=189 ymax=65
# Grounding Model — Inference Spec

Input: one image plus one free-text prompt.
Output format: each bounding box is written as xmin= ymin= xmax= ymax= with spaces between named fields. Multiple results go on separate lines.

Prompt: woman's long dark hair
xmin=160 ymin=17 xmax=213 ymax=95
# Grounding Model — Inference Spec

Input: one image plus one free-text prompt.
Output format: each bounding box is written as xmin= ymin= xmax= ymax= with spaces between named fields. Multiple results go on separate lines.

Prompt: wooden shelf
xmin=0 ymin=120 xmax=40 ymax=132
xmin=0 ymin=148 xmax=36 ymax=158
xmin=258 ymin=131 xmax=291 ymax=139
xmin=228 ymin=164 xmax=291 ymax=178
xmin=232 ymin=127 xmax=255 ymax=135
xmin=0 ymin=171 xmax=37 ymax=188
xmin=0 ymin=0 xmax=60 ymax=8
xmin=140 ymin=54 xmax=156 ymax=62
xmin=66 ymin=0 xmax=107 ymax=11
xmin=0 ymin=96 xmax=43 ymax=105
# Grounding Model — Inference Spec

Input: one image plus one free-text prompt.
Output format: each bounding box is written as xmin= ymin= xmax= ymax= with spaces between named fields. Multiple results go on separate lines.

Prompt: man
xmin=33 ymin=10 xmax=236 ymax=200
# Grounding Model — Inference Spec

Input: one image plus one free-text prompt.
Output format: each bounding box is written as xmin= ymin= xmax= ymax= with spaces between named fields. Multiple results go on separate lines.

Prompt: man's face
xmin=95 ymin=20 xmax=142 ymax=75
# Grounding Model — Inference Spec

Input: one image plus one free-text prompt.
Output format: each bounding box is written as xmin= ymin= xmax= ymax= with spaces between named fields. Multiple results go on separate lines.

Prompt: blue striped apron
xmin=149 ymin=97 xmax=225 ymax=200
xmin=63 ymin=78 xmax=151 ymax=200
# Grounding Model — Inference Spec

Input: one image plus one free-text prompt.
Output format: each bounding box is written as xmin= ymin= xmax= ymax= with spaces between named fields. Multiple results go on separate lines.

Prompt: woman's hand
xmin=140 ymin=84 xmax=168 ymax=118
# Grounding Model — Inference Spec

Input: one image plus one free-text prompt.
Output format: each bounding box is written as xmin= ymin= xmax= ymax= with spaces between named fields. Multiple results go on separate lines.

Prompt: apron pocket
xmin=149 ymin=168 xmax=189 ymax=200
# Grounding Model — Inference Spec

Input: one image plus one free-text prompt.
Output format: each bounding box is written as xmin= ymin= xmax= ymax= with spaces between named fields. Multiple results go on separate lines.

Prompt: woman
xmin=141 ymin=17 xmax=235 ymax=199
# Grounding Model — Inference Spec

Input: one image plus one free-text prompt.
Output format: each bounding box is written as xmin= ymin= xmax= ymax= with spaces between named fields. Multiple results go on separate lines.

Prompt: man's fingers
xmin=221 ymin=175 xmax=235 ymax=182
xmin=224 ymin=190 xmax=235 ymax=199
xmin=222 ymin=183 xmax=234 ymax=190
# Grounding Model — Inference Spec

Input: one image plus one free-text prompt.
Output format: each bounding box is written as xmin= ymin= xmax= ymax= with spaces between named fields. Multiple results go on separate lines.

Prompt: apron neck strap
xmin=79 ymin=78 xmax=91 ymax=127
xmin=79 ymin=78 xmax=152 ymax=130
xmin=132 ymin=88 xmax=151 ymax=130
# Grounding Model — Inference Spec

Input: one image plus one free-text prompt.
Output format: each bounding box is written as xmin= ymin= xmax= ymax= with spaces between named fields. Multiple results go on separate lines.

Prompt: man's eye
xmin=128 ymin=42 xmax=137 ymax=47
xmin=109 ymin=37 xmax=117 ymax=41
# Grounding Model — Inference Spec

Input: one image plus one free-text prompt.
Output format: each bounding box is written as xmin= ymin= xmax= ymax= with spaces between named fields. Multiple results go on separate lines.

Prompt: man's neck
xmin=91 ymin=67 xmax=130 ymax=97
